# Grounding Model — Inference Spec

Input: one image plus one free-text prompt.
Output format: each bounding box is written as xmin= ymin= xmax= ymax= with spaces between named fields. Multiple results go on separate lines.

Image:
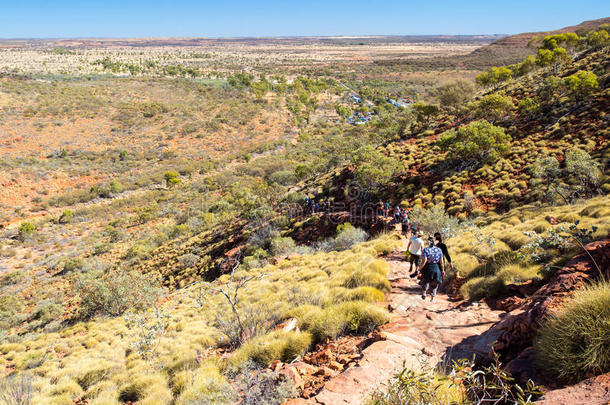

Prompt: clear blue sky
xmin=2 ymin=1 xmax=609 ymax=38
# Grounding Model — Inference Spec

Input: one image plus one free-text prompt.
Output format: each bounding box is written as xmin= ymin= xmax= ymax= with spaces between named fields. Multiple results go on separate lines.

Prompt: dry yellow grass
xmin=0 ymin=234 xmax=400 ymax=403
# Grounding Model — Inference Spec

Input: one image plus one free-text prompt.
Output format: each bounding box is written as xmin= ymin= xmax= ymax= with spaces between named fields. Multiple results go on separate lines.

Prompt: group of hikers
xmin=305 ymin=196 xmax=332 ymax=214
xmin=304 ymin=196 xmax=452 ymax=300
xmin=377 ymin=200 xmax=411 ymax=231
xmin=378 ymin=199 xmax=453 ymax=301
xmin=405 ymin=230 xmax=452 ymax=301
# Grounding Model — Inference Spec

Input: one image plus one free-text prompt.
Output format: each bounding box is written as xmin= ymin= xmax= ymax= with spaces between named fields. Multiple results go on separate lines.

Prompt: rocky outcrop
xmin=537 ymin=372 xmax=610 ymax=404
xmin=490 ymin=240 xmax=610 ymax=384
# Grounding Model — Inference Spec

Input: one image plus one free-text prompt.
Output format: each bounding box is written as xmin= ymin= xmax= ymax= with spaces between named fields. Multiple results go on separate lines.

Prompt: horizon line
xmin=0 ymin=33 xmax=510 ymax=42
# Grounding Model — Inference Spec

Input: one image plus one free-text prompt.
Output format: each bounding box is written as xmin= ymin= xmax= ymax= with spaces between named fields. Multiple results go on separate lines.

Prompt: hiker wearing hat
xmin=417 ymin=236 xmax=445 ymax=301
xmin=407 ymin=230 xmax=424 ymax=277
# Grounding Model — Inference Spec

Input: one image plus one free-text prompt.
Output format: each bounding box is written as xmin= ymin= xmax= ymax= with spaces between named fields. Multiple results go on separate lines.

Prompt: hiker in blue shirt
xmin=417 ymin=236 xmax=445 ymax=301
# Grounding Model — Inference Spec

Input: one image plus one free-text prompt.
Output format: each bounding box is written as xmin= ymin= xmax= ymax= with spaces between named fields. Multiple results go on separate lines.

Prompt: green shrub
xmin=58 ymin=209 xmax=74 ymax=224
xmin=76 ymin=271 xmax=166 ymax=318
xmin=333 ymin=223 xmax=368 ymax=251
xmin=231 ymin=330 xmax=312 ymax=368
xmin=308 ymin=301 xmax=389 ymax=343
xmin=334 ymin=286 xmax=385 ymax=303
xmin=164 ymin=172 xmax=181 ymax=188
xmin=474 ymin=93 xmax=515 ymax=123
xmin=438 ymin=120 xmax=511 ymax=166
xmin=269 ymin=237 xmax=296 ymax=257
xmin=0 ymin=271 xmax=23 ymax=287
xmin=109 ymin=180 xmax=123 ymax=194
xmin=62 ymin=256 xmax=85 ymax=273
xmin=496 ymin=263 xmax=541 ymax=284
xmin=18 ymin=222 xmax=36 ymax=241
xmin=460 ymin=276 xmax=506 ymax=301
xmin=410 ymin=205 xmax=462 ymax=237
xmin=267 ymin=170 xmax=296 ymax=186
xmin=343 ymin=271 xmax=390 ymax=292
xmin=30 ymin=300 xmax=63 ymax=324
xmin=0 ymin=295 xmax=25 ymax=330
xmin=535 ymin=282 xmax=610 ymax=382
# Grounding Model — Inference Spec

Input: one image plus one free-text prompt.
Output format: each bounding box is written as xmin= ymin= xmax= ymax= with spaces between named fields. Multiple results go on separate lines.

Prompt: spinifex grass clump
xmin=535 ymin=281 xmax=610 ymax=382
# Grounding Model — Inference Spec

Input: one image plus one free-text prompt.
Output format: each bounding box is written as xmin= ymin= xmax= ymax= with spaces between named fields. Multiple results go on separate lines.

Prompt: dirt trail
xmin=297 ymin=246 xmax=505 ymax=404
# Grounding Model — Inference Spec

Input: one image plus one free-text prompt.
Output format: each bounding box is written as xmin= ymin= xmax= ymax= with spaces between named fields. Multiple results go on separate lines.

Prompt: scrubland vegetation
xmin=0 ymin=20 xmax=609 ymax=405
xmin=0 ymin=235 xmax=398 ymax=404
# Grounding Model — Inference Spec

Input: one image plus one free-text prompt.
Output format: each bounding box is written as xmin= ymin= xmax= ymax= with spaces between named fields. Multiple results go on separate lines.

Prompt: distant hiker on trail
xmin=434 ymin=232 xmax=453 ymax=272
xmin=384 ymin=202 xmax=391 ymax=217
xmin=307 ymin=198 xmax=315 ymax=214
xmin=393 ymin=206 xmax=401 ymax=223
xmin=418 ymin=236 xmax=444 ymax=301
xmin=407 ymin=231 xmax=424 ymax=277
xmin=378 ymin=200 xmax=384 ymax=217
xmin=401 ymin=209 xmax=409 ymax=235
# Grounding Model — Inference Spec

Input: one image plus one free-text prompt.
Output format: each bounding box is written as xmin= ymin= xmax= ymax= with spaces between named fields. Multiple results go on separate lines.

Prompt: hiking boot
xmin=430 ymin=295 xmax=435 ymax=302
xmin=421 ymin=294 xmax=426 ymax=300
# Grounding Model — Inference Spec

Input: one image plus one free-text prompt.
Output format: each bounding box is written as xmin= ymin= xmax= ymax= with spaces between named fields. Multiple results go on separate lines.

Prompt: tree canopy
xmin=438 ymin=120 xmax=511 ymax=166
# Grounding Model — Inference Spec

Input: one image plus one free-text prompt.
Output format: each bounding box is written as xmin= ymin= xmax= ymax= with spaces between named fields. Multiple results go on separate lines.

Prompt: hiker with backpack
xmin=417 ymin=236 xmax=445 ymax=301
xmin=407 ymin=230 xmax=424 ymax=277
xmin=434 ymin=232 xmax=453 ymax=272
xmin=384 ymin=201 xmax=391 ymax=217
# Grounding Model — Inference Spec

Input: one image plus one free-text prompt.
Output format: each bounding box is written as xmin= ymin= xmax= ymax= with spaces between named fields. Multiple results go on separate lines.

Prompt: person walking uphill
xmin=407 ymin=231 xmax=424 ymax=277
xmin=434 ymin=232 xmax=453 ymax=272
xmin=417 ymin=236 xmax=444 ymax=301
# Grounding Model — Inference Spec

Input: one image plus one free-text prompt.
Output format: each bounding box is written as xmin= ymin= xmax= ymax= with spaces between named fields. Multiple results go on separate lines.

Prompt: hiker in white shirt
xmin=407 ymin=231 xmax=424 ymax=277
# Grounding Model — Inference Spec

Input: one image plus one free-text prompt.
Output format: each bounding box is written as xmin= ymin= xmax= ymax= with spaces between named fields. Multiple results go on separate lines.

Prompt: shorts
xmin=409 ymin=254 xmax=420 ymax=266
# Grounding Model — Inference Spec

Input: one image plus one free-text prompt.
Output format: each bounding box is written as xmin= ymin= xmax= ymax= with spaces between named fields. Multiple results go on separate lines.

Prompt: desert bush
xmin=17 ymin=223 xmax=36 ymax=242
xmin=267 ymin=170 xmax=296 ymax=186
xmin=438 ymin=120 xmax=511 ymax=166
xmin=343 ymin=270 xmax=391 ymax=292
xmin=475 ymin=66 xmax=512 ymax=89
xmin=30 ymin=300 xmax=62 ymax=325
xmin=332 ymin=223 xmax=368 ymax=251
xmin=232 ymin=330 xmax=312 ymax=368
xmin=474 ymin=93 xmax=515 ymax=123
xmin=0 ymin=295 xmax=25 ymax=330
xmin=306 ymin=301 xmax=389 ymax=344
xmin=436 ymin=80 xmax=474 ymax=114
xmin=76 ymin=271 xmax=166 ymax=318
xmin=235 ymin=362 xmax=294 ymax=405
xmin=460 ymin=276 xmax=506 ymax=301
xmin=176 ymin=361 xmax=235 ymax=405
xmin=0 ymin=271 xmax=23 ymax=287
xmin=178 ymin=253 xmax=200 ymax=268
xmin=517 ymin=97 xmax=541 ymax=118
xmin=58 ymin=209 xmax=74 ymax=224
xmin=369 ymin=350 xmax=541 ymax=405
xmin=333 ymin=286 xmax=385 ymax=303
xmin=269 ymin=236 xmax=296 ymax=257
xmin=0 ymin=374 xmax=35 ymax=405
xmin=563 ymin=70 xmax=599 ymax=101
xmin=61 ymin=256 xmax=85 ymax=273
xmin=535 ymin=281 xmax=610 ymax=382
xmin=351 ymin=145 xmax=402 ymax=191
xmin=367 ymin=363 xmax=463 ymax=405
xmin=496 ymin=263 xmax=541 ymax=284
xmin=164 ymin=172 xmax=181 ymax=188
xmin=410 ymin=205 xmax=462 ymax=237
xmin=118 ymin=373 xmax=171 ymax=404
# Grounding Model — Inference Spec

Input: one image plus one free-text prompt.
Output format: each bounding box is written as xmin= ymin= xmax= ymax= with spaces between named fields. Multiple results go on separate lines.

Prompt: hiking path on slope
xmin=292 ymin=239 xmax=505 ymax=405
